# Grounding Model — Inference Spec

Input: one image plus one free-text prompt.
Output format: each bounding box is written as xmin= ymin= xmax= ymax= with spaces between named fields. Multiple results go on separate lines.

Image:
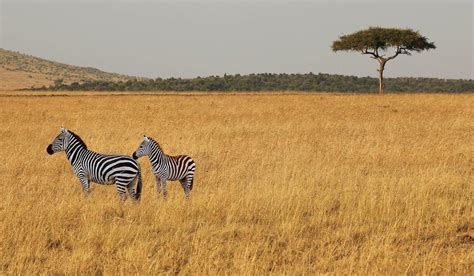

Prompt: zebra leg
xmin=115 ymin=181 xmax=128 ymax=202
xmin=79 ymin=176 xmax=91 ymax=197
xmin=126 ymin=177 xmax=139 ymax=201
xmin=161 ymin=179 xmax=168 ymax=199
xmin=180 ymin=177 xmax=192 ymax=199
xmin=155 ymin=175 xmax=162 ymax=196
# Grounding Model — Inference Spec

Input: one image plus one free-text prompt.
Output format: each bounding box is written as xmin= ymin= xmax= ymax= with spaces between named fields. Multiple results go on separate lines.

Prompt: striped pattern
xmin=133 ymin=136 xmax=196 ymax=198
xmin=47 ymin=128 xmax=142 ymax=201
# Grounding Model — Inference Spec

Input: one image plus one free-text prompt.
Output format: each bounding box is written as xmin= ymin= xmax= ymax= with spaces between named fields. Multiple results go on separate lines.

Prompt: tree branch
xmin=361 ymin=48 xmax=378 ymax=59
xmin=386 ymin=46 xmax=411 ymax=62
xmin=399 ymin=47 xmax=412 ymax=55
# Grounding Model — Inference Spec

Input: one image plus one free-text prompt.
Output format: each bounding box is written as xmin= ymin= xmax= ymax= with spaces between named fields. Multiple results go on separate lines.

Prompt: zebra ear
xmin=60 ymin=127 xmax=66 ymax=133
xmin=60 ymin=127 xmax=69 ymax=135
xmin=144 ymin=136 xmax=149 ymax=141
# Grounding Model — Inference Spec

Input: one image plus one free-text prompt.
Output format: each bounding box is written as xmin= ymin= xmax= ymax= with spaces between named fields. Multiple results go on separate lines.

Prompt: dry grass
xmin=0 ymin=68 xmax=54 ymax=91
xmin=0 ymin=91 xmax=472 ymax=274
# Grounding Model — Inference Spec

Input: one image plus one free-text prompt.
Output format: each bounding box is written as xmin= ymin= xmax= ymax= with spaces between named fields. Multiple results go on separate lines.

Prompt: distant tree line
xmin=36 ymin=73 xmax=474 ymax=92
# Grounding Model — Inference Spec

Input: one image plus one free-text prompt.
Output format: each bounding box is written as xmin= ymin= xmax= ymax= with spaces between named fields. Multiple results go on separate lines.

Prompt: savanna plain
xmin=0 ymin=91 xmax=472 ymax=274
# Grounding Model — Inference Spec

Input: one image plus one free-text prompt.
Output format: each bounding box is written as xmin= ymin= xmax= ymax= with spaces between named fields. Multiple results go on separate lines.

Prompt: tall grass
xmin=0 ymin=92 xmax=472 ymax=274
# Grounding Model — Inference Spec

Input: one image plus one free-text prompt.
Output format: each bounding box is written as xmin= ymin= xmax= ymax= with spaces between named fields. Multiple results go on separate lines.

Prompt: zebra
xmin=46 ymin=127 xmax=142 ymax=201
xmin=132 ymin=136 xmax=196 ymax=199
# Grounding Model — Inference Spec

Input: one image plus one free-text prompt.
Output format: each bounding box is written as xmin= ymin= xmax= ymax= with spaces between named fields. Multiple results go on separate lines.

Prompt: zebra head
xmin=132 ymin=136 xmax=151 ymax=160
xmin=47 ymin=127 xmax=70 ymax=155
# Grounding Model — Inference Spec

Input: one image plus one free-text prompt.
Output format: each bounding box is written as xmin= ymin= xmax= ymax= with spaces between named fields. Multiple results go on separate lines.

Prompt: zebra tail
xmin=189 ymin=160 xmax=196 ymax=191
xmin=135 ymin=170 xmax=143 ymax=200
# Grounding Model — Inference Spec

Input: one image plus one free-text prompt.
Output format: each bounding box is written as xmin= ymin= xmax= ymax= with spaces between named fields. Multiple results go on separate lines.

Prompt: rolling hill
xmin=0 ymin=48 xmax=136 ymax=90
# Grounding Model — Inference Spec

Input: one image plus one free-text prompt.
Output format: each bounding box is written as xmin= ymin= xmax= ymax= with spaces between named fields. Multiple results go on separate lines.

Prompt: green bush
xmin=39 ymin=73 xmax=474 ymax=93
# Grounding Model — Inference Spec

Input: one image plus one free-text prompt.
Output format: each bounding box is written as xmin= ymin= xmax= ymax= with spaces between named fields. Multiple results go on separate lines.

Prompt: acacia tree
xmin=332 ymin=27 xmax=436 ymax=93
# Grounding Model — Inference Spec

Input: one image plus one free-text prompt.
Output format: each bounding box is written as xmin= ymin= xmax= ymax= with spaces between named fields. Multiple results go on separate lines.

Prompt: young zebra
xmin=46 ymin=127 xmax=142 ymax=201
xmin=132 ymin=136 xmax=196 ymax=199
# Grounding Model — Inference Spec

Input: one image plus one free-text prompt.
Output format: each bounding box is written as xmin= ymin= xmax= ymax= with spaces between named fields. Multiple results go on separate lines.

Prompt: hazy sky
xmin=1 ymin=0 xmax=472 ymax=79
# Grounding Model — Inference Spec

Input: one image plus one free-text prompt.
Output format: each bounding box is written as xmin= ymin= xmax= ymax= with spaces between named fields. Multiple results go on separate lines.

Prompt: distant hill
xmin=2 ymin=48 xmax=472 ymax=92
xmin=0 ymin=48 xmax=136 ymax=90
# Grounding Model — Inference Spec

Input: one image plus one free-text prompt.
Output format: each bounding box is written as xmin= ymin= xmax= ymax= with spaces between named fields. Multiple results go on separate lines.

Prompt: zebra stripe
xmin=133 ymin=136 xmax=196 ymax=199
xmin=47 ymin=127 xmax=142 ymax=201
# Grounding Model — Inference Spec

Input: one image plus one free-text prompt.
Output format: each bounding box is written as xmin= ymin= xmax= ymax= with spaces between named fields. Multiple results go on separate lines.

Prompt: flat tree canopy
xmin=332 ymin=27 xmax=436 ymax=93
xmin=332 ymin=27 xmax=435 ymax=54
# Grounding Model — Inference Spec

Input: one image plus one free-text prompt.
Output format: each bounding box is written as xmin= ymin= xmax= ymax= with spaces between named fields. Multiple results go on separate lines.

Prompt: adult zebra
xmin=46 ymin=127 xmax=142 ymax=201
xmin=132 ymin=136 xmax=196 ymax=199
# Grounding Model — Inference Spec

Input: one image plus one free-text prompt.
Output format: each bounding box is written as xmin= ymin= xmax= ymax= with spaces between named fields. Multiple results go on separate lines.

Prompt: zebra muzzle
xmin=132 ymin=152 xmax=138 ymax=159
xmin=46 ymin=144 xmax=54 ymax=155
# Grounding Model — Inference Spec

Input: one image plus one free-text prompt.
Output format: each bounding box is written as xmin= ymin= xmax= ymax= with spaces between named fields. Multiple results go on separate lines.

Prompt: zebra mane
xmin=68 ymin=130 xmax=88 ymax=149
xmin=148 ymin=137 xmax=164 ymax=152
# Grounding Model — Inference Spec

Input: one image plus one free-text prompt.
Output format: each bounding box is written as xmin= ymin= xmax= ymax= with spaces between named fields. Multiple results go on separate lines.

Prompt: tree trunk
xmin=377 ymin=60 xmax=386 ymax=93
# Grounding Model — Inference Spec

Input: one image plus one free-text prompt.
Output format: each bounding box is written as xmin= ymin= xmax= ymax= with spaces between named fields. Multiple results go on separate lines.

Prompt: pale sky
xmin=1 ymin=0 xmax=472 ymax=79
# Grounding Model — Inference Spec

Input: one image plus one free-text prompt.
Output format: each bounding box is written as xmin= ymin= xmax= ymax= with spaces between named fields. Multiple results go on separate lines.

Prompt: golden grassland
xmin=0 ymin=91 xmax=472 ymax=274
